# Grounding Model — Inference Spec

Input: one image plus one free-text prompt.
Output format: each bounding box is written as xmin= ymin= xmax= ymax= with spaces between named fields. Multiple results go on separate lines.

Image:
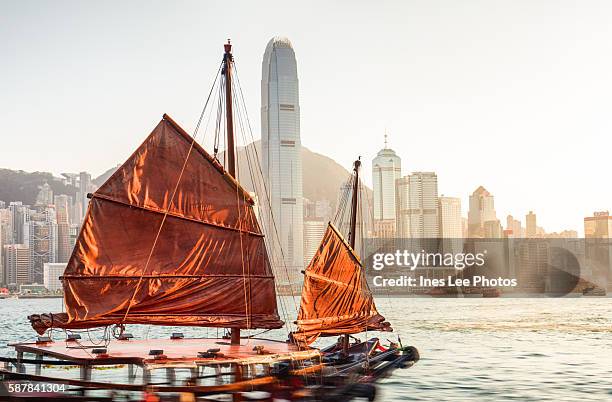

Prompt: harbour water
xmin=0 ymin=297 xmax=610 ymax=401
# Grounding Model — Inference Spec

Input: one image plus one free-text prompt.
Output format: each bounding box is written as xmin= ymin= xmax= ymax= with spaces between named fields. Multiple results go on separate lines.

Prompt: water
xmin=1 ymin=297 xmax=610 ymax=401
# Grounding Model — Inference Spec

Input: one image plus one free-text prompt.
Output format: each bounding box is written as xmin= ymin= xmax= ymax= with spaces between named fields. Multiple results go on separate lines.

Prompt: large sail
xmin=29 ymin=114 xmax=283 ymax=334
xmin=291 ymin=223 xmax=391 ymax=346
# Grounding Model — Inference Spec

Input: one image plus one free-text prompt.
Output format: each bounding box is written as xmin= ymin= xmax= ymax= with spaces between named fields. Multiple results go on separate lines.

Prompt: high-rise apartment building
xmin=261 ymin=37 xmax=303 ymax=278
xmin=3 ymin=244 xmax=30 ymax=285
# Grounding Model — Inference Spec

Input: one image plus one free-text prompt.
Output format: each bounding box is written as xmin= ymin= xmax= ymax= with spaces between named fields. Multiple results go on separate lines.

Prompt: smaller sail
xmin=291 ymin=223 xmax=391 ymax=346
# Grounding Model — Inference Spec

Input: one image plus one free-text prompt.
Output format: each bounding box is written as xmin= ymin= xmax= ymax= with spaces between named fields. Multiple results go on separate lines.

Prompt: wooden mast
xmin=342 ymin=157 xmax=361 ymax=354
xmin=348 ymin=158 xmax=361 ymax=250
xmin=223 ymin=40 xmax=240 ymax=346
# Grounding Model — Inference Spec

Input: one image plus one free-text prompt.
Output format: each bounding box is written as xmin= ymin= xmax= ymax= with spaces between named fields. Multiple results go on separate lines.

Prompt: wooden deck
xmin=11 ymin=337 xmax=319 ymax=368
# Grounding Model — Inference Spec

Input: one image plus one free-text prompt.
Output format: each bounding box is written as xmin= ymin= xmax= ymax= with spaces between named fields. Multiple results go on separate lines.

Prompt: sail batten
xmin=291 ymin=223 xmax=391 ymax=346
xmin=29 ymin=115 xmax=283 ymax=334
xmin=90 ymin=193 xmax=264 ymax=237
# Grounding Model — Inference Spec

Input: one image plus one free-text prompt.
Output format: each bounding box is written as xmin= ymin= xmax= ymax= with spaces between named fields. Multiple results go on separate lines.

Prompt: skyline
xmin=2 ymin=1 xmax=612 ymax=234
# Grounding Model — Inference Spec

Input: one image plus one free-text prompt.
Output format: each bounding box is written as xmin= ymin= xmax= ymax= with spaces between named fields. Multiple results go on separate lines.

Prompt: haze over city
xmin=2 ymin=1 xmax=612 ymax=234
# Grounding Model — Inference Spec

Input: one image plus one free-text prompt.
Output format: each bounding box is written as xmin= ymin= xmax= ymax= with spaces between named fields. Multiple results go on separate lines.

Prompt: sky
xmin=1 ymin=0 xmax=611 ymax=234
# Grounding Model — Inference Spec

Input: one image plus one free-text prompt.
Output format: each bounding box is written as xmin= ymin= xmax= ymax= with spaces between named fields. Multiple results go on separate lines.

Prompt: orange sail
xmin=291 ymin=223 xmax=391 ymax=346
xmin=29 ymin=115 xmax=283 ymax=334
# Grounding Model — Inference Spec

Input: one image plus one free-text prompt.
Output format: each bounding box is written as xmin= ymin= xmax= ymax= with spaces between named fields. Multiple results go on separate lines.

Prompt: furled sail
xmin=291 ymin=223 xmax=391 ymax=346
xmin=29 ymin=114 xmax=283 ymax=334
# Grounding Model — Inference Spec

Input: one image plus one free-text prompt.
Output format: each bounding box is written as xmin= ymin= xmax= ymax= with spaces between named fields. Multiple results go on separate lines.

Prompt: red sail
xmin=291 ymin=223 xmax=391 ymax=346
xmin=29 ymin=115 xmax=283 ymax=334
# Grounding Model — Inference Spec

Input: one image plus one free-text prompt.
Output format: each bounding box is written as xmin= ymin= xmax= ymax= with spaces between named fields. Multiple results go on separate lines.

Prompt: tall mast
xmin=223 ymin=40 xmax=240 ymax=346
xmin=342 ymin=157 xmax=361 ymax=354
xmin=348 ymin=158 xmax=361 ymax=249
xmin=223 ymin=39 xmax=236 ymax=178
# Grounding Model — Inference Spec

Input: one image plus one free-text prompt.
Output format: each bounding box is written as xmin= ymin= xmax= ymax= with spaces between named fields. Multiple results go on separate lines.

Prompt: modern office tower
xmin=395 ymin=172 xmax=439 ymax=238
xmin=439 ymin=196 xmax=463 ymax=254
xmin=526 ymin=211 xmax=537 ymax=238
xmin=78 ymin=171 xmax=92 ymax=217
xmin=372 ymin=136 xmax=401 ymax=237
xmin=303 ymin=219 xmax=327 ymax=267
xmin=43 ymin=262 xmax=67 ymax=292
xmin=54 ymin=195 xmax=72 ymax=262
xmin=467 ymin=186 xmax=497 ymax=237
xmin=261 ymin=36 xmax=304 ymax=277
xmin=27 ymin=208 xmax=57 ymax=284
xmin=0 ymin=208 xmax=11 ymax=283
xmin=3 ymin=244 xmax=30 ymax=285
xmin=35 ymin=183 xmax=54 ymax=206
xmin=9 ymin=202 xmax=29 ymax=244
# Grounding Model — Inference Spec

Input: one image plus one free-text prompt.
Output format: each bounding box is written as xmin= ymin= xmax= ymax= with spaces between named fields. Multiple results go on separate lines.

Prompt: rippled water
xmin=1 ymin=297 xmax=610 ymax=401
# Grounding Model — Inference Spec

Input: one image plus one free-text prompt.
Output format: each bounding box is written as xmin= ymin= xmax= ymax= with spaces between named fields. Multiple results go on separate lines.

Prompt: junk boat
xmin=0 ymin=41 xmax=418 ymax=401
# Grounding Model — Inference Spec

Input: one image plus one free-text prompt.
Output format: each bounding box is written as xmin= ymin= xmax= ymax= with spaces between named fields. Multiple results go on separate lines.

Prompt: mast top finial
xmin=224 ymin=39 xmax=232 ymax=54
xmin=384 ymin=131 xmax=388 ymax=148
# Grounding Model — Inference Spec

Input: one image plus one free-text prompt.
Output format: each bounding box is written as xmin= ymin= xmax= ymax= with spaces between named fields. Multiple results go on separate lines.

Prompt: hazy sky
xmin=1 ymin=1 xmax=611 ymax=234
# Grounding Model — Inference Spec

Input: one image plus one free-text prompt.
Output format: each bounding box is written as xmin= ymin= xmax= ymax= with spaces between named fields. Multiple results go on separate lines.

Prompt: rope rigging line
xmin=232 ymin=64 xmax=301 ymax=323
xmin=119 ymin=61 xmax=223 ymax=326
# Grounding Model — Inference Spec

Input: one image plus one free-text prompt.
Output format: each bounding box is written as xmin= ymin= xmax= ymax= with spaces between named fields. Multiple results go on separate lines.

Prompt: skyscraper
xmin=9 ymin=202 xmax=29 ymax=244
xmin=372 ymin=136 xmax=401 ymax=236
xmin=396 ymin=172 xmax=439 ymax=238
xmin=79 ymin=171 xmax=92 ymax=217
xmin=526 ymin=211 xmax=537 ymax=238
xmin=261 ymin=37 xmax=303 ymax=278
xmin=3 ymin=244 xmax=30 ymax=286
xmin=467 ymin=186 xmax=497 ymax=237
xmin=303 ymin=219 xmax=327 ymax=267
xmin=27 ymin=208 xmax=57 ymax=284
xmin=54 ymin=195 xmax=72 ymax=263
xmin=439 ymin=196 xmax=463 ymax=254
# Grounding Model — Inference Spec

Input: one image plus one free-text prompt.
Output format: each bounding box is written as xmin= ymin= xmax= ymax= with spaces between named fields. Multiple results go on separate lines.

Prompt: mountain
xmin=0 ymin=144 xmax=367 ymax=210
xmin=92 ymin=142 xmax=366 ymax=209
xmin=93 ymin=165 xmax=121 ymax=187
xmin=227 ymin=141 xmax=360 ymax=209
xmin=0 ymin=169 xmax=77 ymax=205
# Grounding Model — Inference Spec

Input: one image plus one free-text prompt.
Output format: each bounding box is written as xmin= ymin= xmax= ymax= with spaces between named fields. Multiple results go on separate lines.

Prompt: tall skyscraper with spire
xmin=261 ymin=37 xmax=303 ymax=280
xmin=372 ymin=134 xmax=401 ymax=237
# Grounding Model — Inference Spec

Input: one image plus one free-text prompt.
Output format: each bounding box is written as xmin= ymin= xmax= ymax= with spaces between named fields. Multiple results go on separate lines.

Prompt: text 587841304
xmin=5 ymin=381 xmax=66 ymax=394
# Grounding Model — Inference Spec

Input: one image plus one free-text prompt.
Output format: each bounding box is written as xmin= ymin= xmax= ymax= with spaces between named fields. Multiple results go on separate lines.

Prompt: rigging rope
xmin=119 ymin=62 xmax=223 ymax=326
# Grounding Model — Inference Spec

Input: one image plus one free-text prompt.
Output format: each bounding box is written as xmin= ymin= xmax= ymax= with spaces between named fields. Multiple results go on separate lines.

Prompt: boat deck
xmin=11 ymin=337 xmax=319 ymax=368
